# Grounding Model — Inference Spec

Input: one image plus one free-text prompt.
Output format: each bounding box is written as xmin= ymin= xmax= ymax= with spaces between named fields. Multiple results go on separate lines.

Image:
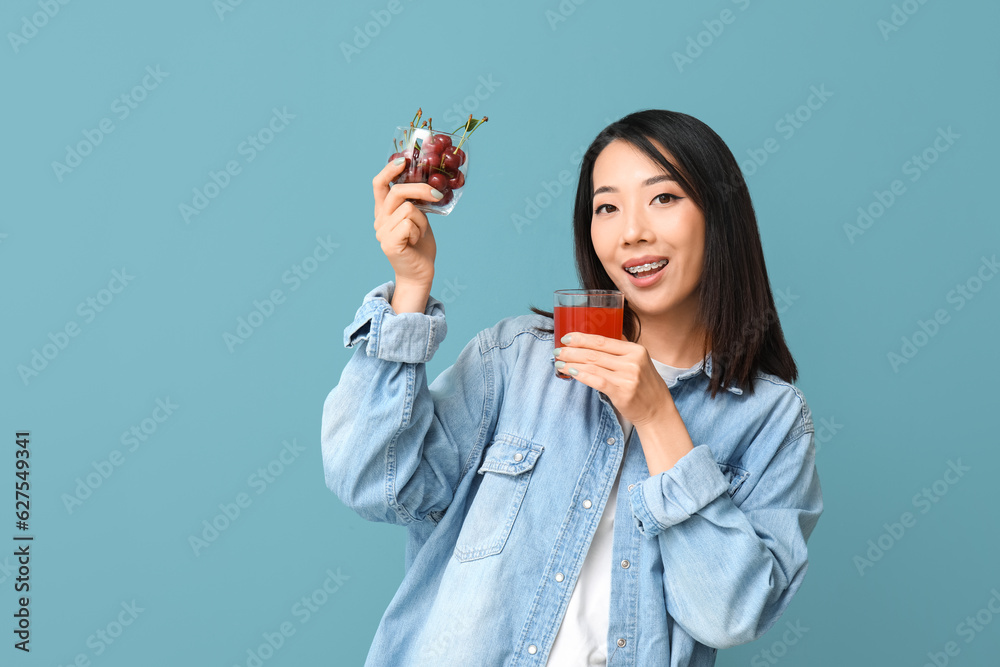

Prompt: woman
xmin=322 ymin=109 xmax=823 ymax=666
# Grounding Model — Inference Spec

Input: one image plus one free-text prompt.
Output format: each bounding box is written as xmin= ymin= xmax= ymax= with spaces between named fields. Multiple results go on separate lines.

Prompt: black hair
xmin=528 ymin=109 xmax=798 ymax=397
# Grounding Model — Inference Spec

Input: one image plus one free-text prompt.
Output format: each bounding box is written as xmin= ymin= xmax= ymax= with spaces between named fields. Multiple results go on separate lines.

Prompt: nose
xmin=621 ymin=202 xmax=654 ymax=246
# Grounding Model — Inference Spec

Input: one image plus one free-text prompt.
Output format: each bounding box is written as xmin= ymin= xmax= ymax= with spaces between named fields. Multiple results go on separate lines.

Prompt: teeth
xmin=625 ymin=259 xmax=667 ymax=274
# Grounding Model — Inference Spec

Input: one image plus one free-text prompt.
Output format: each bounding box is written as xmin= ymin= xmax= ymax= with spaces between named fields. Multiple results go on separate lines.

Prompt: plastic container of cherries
xmin=387 ymin=108 xmax=487 ymax=216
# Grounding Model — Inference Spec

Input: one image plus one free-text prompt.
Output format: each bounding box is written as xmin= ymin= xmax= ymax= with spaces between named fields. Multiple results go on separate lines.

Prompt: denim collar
xmin=665 ymin=351 xmax=744 ymax=396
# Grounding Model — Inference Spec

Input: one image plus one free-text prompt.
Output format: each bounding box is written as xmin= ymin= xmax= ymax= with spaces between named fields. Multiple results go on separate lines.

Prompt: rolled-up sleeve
xmin=628 ymin=428 xmax=823 ymax=650
xmin=628 ymin=444 xmax=730 ymax=536
xmin=322 ymin=281 xmax=495 ymax=528
xmin=343 ymin=281 xmax=447 ymax=364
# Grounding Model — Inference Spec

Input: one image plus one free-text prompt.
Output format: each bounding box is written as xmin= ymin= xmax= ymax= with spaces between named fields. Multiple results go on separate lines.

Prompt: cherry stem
xmin=453 ymin=115 xmax=487 ymax=152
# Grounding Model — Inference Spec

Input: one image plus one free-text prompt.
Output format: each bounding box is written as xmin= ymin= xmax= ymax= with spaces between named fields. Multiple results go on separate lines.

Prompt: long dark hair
xmin=528 ymin=109 xmax=797 ymax=398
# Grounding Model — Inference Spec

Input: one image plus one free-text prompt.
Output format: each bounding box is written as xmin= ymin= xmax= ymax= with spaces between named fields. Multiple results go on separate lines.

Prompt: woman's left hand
xmin=554 ymin=331 xmax=675 ymax=427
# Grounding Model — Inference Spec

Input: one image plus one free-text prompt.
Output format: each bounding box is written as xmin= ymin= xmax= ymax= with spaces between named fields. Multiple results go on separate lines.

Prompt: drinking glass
xmin=553 ymin=289 xmax=624 ymax=380
xmin=386 ymin=125 xmax=470 ymax=216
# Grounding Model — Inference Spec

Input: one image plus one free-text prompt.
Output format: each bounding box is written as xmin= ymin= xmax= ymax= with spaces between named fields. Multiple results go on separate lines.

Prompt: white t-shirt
xmin=545 ymin=358 xmax=699 ymax=666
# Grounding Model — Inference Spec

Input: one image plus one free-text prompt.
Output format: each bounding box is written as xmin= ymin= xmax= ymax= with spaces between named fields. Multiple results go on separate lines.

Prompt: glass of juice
xmin=553 ymin=289 xmax=624 ymax=380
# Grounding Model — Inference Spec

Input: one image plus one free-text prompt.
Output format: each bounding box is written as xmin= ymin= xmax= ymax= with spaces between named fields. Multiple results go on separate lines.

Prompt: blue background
xmin=3 ymin=0 xmax=998 ymax=665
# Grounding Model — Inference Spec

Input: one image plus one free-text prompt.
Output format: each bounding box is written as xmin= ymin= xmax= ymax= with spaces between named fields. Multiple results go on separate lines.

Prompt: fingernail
xmin=561 ymin=334 xmax=572 ymax=345
xmin=554 ymin=360 xmax=566 ymax=369
xmin=393 ymin=157 xmax=405 ymax=165
xmin=430 ymin=188 xmax=443 ymax=199
xmin=569 ymin=368 xmax=578 ymax=376
xmin=553 ymin=347 xmax=561 ymax=357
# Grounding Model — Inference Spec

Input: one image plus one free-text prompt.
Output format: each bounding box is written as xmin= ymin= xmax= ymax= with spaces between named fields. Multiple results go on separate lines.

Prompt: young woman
xmin=322 ymin=109 xmax=823 ymax=667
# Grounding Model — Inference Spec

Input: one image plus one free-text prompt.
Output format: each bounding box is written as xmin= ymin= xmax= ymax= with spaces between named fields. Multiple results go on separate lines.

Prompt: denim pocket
xmin=453 ymin=434 xmax=543 ymax=563
xmin=717 ymin=461 xmax=751 ymax=502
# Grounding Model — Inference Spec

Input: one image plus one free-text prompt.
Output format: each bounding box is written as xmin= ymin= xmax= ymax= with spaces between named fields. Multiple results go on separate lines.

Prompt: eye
xmin=653 ymin=193 xmax=681 ymax=204
xmin=594 ymin=203 xmax=617 ymax=215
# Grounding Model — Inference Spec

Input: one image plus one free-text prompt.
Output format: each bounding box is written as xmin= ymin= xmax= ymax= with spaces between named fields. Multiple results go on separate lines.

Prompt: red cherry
xmin=433 ymin=189 xmax=454 ymax=207
xmin=389 ymin=152 xmax=411 ymax=170
xmin=452 ymin=147 xmax=467 ymax=166
xmin=432 ymin=133 xmax=453 ymax=150
xmin=427 ymin=172 xmax=449 ymax=192
xmin=447 ymin=171 xmax=465 ymax=189
xmin=418 ymin=151 xmax=441 ymax=171
xmin=442 ymin=151 xmax=461 ymax=172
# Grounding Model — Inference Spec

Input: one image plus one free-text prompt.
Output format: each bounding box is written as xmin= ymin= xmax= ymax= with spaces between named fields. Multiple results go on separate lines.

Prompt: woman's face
xmin=590 ymin=139 xmax=706 ymax=323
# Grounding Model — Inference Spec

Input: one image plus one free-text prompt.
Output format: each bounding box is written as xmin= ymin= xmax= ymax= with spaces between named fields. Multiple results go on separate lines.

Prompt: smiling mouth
xmin=624 ymin=259 xmax=668 ymax=278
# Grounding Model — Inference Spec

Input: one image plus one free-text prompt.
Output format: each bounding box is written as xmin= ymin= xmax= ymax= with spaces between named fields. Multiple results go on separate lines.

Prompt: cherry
xmin=441 ymin=151 xmax=461 ymax=172
xmin=388 ymin=152 xmax=411 ymax=170
xmin=417 ymin=151 xmax=441 ymax=172
xmin=427 ymin=172 xmax=449 ymax=192
xmin=447 ymin=171 xmax=465 ymax=189
xmin=432 ymin=133 xmax=453 ymax=150
xmin=452 ymin=147 xmax=467 ymax=166
xmin=433 ymin=189 xmax=454 ymax=206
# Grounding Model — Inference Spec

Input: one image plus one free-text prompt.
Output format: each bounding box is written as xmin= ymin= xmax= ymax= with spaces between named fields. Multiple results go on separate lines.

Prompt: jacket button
xmin=513 ymin=452 xmax=523 ymax=462
xmin=555 ymin=572 xmax=564 ymax=582
xmin=621 ymin=559 xmax=630 ymax=569
xmin=582 ymin=499 xmax=592 ymax=509
xmin=617 ymin=638 xmax=626 ymax=647
xmin=606 ymin=437 xmax=615 ymax=445
xmin=528 ymin=644 xmax=537 ymax=654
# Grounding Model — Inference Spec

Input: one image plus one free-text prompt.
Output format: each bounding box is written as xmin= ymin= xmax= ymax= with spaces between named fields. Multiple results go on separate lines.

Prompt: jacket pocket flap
xmin=477 ymin=434 xmax=543 ymax=476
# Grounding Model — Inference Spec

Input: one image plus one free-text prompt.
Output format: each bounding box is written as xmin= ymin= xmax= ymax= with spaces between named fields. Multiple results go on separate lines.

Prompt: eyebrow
xmin=593 ymin=174 xmax=676 ymax=198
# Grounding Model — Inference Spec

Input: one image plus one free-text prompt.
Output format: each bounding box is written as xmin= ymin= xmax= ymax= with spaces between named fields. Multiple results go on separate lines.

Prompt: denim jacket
xmin=321 ymin=281 xmax=823 ymax=667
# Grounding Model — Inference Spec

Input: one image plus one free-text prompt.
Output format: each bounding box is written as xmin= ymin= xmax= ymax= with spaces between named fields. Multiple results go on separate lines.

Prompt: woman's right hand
xmin=372 ymin=158 xmax=442 ymax=289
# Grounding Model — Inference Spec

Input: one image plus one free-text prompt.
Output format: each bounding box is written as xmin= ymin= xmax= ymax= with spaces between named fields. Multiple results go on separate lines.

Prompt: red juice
xmin=553 ymin=306 xmax=623 ymax=379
